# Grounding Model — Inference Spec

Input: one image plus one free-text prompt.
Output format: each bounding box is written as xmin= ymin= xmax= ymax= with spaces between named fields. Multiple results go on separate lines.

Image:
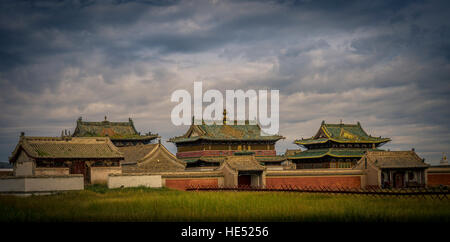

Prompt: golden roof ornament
xmin=440 ymin=152 xmax=448 ymax=165
xmin=223 ymin=109 xmax=227 ymax=125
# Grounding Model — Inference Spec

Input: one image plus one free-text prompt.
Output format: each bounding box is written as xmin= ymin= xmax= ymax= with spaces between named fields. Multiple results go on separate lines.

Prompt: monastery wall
xmin=35 ymin=167 xmax=69 ymax=176
xmin=90 ymin=166 xmax=122 ymax=184
xmin=0 ymin=175 xmax=84 ymax=193
xmin=108 ymin=173 xmax=162 ymax=189
xmin=162 ymin=171 xmax=224 ymax=190
xmin=266 ymin=169 xmax=364 ymax=189
xmin=427 ymin=166 xmax=450 ymax=186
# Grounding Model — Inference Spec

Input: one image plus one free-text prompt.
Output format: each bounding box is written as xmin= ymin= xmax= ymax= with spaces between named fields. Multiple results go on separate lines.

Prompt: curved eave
xmin=169 ymin=136 xmax=284 ymax=144
xmin=294 ymin=138 xmax=391 ymax=145
xmin=289 ymin=153 xmax=364 ymax=159
xmin=110 ymin=135 xmax=159 ymax=141
xmin=34 ymin=155 xmax=124 ymax=159
xmin=288 ymin=149 xmax=374 ymax=160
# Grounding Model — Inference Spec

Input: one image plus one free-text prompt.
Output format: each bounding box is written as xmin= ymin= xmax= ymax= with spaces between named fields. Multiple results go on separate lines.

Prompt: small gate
xmin=70 ymin=161 xmax=89 ymax=184
xmin=238 ymin=175 xmax=251 ymax=187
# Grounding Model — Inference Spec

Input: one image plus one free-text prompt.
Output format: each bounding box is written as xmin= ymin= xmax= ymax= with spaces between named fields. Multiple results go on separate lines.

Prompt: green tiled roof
xmin=295 ymin=121 xmax=390 ymax=145
xmin=72 ymin=117 xmax=158 ymax=141
xmin=169 ymin=122 xmax=284 ymax=143
xmin=288 ymin=148 xmax=381 ymax=159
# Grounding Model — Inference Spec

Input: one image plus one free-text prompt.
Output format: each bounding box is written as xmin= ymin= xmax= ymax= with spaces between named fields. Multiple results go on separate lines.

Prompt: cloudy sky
xmin=0 ymin=0 xmax=449 ymax=165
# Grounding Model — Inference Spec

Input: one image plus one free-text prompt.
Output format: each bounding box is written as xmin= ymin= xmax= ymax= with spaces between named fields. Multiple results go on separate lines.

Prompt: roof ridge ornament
xmin=223 ymin=109 xmax=227 ymax=125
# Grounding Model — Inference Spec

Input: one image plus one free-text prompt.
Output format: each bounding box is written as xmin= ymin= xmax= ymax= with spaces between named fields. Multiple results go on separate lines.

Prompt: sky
xmin=0 ymin=0 xmax=449 ymax=165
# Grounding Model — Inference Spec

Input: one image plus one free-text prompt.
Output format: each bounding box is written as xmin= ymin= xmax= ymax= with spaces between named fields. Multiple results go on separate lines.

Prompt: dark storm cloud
xmin=0 ymin=0 xmax=449 ymax=164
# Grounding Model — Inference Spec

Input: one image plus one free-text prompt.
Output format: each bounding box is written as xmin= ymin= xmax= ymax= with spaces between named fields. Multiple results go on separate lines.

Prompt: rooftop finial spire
xmin=223 ymin=109 xmax=227 ymax=125
xmin=440 ymin=152 xmax=448 ymax=165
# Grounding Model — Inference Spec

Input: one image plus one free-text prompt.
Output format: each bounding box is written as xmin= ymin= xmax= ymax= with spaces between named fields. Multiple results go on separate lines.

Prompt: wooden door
xmin=70 ymin=161 xmax=88 ymax=183
xmin=394 ymin=173 xmax=404 ymax=188
xmin=238 ymin=175 xmax=251 ymax=187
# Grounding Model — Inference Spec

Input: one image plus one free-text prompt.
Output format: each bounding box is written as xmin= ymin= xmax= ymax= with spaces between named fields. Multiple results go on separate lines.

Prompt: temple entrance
xmin=220 ymin=155 xmax=266 ymax=188
xmin=394 ymin=172 xmax=404 ymax=188
xmin=238 ymin=175 xmax=252 ymax=187
xmin=70 ymin=161 xmax=89 ymax=184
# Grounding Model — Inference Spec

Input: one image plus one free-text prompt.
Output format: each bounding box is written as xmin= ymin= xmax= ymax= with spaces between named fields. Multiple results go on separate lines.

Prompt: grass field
xmin=0 ymin=185 xmax=449 ymax=222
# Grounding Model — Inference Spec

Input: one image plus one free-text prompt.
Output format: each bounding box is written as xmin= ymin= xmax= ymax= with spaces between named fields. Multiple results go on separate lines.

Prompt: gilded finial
xmin=223 ymin=109 xmax=227 ymax=125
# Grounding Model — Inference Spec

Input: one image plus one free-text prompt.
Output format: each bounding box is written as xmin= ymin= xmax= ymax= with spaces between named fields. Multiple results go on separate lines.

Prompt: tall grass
xmin=0 ymin=186 xmax=449 ymax=222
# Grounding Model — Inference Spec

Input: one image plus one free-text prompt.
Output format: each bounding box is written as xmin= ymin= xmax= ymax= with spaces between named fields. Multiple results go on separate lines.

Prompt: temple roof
xmin=169 ymin=121 xmax=284 ymax=144
xmin=118 ymin=144 xmax=159 ymax=165
xmin=72 ymin=116 xmax=158 ymax=141
xmin=358 ymin=151 xmax=429 ymax=169
xmin=9 ymin=136 xmax=123 ymax=162
xmin=287 ymin=148 xmax=382 ymax=160
xmin=119 ymin=143 xmax=186 ymax=172
xmin=221 ymin=155 xmax=265 ymax=171
xmin=294 ymin=121 xmax=390 ymax=146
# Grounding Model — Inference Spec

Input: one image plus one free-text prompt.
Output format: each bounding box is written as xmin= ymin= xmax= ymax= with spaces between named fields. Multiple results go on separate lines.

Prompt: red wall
xmin=427 ymin=173 xmax=450 ymax=186
xmin=165 ymin=178 xmax=219 ymax=190
xmin=266 ymin=176 xmax=361 ymax=189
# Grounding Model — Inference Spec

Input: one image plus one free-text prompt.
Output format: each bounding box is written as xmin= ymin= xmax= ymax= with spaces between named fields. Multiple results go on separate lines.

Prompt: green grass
xmin=0 ymin=185 xmax=449 ymax=222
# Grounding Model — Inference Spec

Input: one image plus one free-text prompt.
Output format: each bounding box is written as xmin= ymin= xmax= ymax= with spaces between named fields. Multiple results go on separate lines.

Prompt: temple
xmin=71 ymin=116 xmax=159 ymax=147
xmin=289 ymin=121 xmax=391 ymax=169
xmin=168 ymin=110 xmax=285 ymax=170
xmin=3 ymin=116 xmax=449 ymax=192
xmin=8 ymin=134 xmax=123 ymax=183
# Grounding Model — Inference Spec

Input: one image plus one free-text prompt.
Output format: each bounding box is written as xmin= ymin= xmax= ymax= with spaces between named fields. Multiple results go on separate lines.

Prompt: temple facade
xmin=168 ymin=110 xmax=285 ymax=170
xmin=8 ymin=134 xmax=123 ymax=184
xmin=71 ymin=116 xmax=159 ymax=147
xmin=4 ymin=117 xmax=450 ymax=192
xmin=289 ymin=121 xmax=391 ymax=169
xmin=355 ymin=150 xmax=429 ymax=188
